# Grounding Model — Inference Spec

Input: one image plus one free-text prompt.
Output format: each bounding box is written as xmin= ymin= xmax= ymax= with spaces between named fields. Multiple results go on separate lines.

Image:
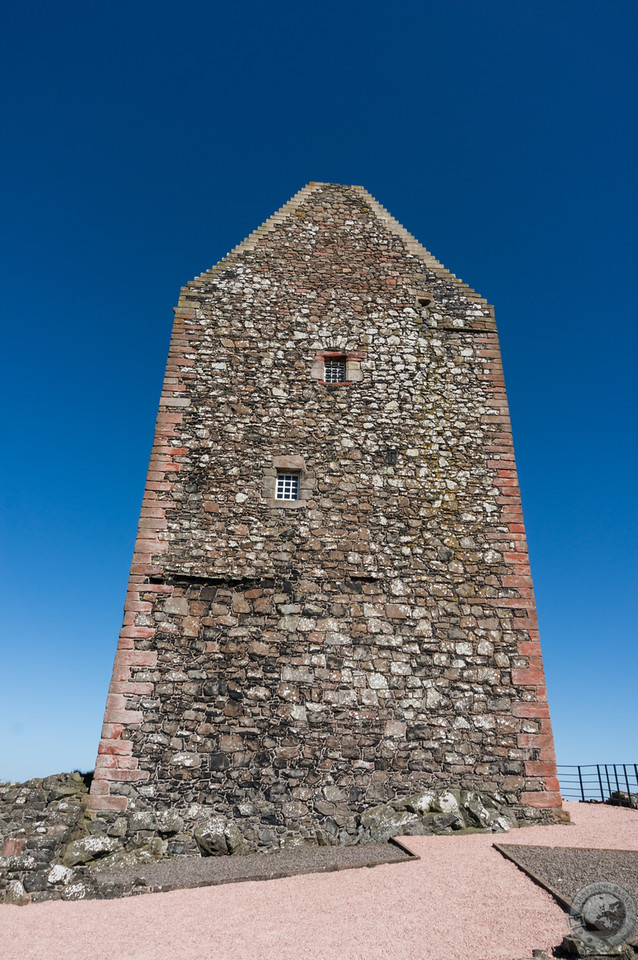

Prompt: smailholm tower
xmin=89 ymin=183 xmax=561 ymax=845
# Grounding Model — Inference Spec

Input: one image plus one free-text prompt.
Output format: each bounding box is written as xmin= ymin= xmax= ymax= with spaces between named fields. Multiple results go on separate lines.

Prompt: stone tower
xmin=89 ymin=183 xmax=561 ymax=846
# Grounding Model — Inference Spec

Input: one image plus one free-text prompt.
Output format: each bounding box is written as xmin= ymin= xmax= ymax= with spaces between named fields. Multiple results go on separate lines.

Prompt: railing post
xmin=624 ymin=764 xmax=631 ymax=801
xmin=605 ymin=765 xmax=612 ymax=801
xmin=597 ymin=765 xmax=605 ymax=802
xmin=614 ymin=765 xmax=621 ymax=804
xmin=577 ymin=765 xmax=585 ymax=802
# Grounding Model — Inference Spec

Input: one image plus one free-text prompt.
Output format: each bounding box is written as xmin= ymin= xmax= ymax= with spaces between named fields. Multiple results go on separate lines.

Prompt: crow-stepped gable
xmin=89 ymin=182 xmax=561 ymax=848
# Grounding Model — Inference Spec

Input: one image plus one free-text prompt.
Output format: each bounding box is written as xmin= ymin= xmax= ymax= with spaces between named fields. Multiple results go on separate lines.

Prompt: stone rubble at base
xmin=1 ymin=772 xmax=527 ymax=904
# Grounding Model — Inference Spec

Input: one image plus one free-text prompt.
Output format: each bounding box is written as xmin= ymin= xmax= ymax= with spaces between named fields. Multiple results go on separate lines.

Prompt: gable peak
xmin=189 ymin=182 xmax=489 ymax=307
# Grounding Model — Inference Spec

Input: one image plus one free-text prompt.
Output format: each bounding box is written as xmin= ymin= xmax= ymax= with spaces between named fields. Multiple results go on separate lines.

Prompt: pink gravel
xmin=1 ymin=802 xmax=636 ymax=960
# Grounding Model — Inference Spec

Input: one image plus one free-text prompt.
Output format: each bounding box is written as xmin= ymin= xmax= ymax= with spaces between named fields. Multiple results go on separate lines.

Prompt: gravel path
xmin=495 ymin=843 xmax=638 ymax=913
xmin=93 ymin=840 xmax=412 ymax=896
xmin=1 ymin=801 xmax=636 ymax=960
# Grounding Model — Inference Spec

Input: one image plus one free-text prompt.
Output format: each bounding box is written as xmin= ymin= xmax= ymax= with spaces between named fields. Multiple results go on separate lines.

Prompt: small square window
xmin=324 ymin=358 xmax=346 ymax=383
xmin=276 ymin=473 xmax=300 ymax=500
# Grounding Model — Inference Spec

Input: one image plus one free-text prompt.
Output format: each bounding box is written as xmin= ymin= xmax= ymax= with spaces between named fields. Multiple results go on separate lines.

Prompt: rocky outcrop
xmin=0 ymin=772 xmax=166 ymax=904
xmin=193 ymin=817 xmax=250 ymax=856
xmin=606 ymin=791 xmax=638 ymax=810
xmin=356 ymin=789 xmax=517 ymax=841
xmin=0 ymin=772 xmax=89 ymax=902
xmin=556 ymin=934 xmax=637 ymax=957
xmin=1 ymin=772 xmax=521 ymax=903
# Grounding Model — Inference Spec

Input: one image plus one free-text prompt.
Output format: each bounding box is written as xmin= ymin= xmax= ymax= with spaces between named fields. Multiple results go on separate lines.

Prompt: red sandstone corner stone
xmin=502 ymin=575 xmax=533 ymax=589
xmin=111 ymin=664 xmax=132 ymax=682
xmin=87 ymin=794 xmax=128 ymax=812
xmin=512 ymin=702 xmax=551 ymax=719
xmin=98 ymin=738 xmax=133 ymax=756
xmin=517 ymin=732 xmax=556 ymax=751
xmin=115 ymin=650 xmax=158 ymax=667
xmin=103 ymin=706 xmax=144 ymax=725
xmin=112 ymin=757 xmax=140 ymax=771
xmin=521 ymin=790 xmax=563 ymax=808
xmin=94 ymin=754 xmax=117 ymax=769
xmin=511 ymin=667 xmax=546 ymax=686
xmin=538 ymin=777 xmax=561 ymax=792
xmin=123 ymin=599 xmax=153 ymax=612
xmin=140 ymin=582 xmax=172 ymax=594
xmin=88 ymin=779 xmax=110 ymax=795
xmin=524 ymin=760 xmax=559 ymax=777
xmin=516 ymin=641 xmax=543 ymax=656
xmin=537 ymin=718 xmax=556 ymax=735
xmin=109 ymin=680 xmax=154 ymax=695
xmin=119 ymin=626 xmax=156 ymax=639
xmin=101 ymin=722 xmax=125 ymax=739
xmin=1 ymin=838 xmax=26 ymax=856
xmin=95 ymin=768 xmax=149 ymax=782
xmin=134 ymin=538 xmax=169 ymax=553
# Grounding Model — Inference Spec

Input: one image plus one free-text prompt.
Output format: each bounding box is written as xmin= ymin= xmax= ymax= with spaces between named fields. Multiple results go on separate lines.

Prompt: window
xmin=310 ymin=349 xmax=365 ymax=385
xmin=324 ymin=357 xmax=346 ymax=383
xmin=264 ymin=457 xmax=309 ymax=507
xmin=416 ymin=292 xmax=433 ymax=320
xmin=276 ymin=473 xmax=300 ymax=500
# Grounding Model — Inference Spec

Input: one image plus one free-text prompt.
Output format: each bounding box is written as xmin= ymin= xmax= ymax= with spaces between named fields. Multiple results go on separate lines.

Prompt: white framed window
xmin=323 ymin=358 xmax=347 ymax=383
xmin=276 ymin=473 xmax=300 ymax=500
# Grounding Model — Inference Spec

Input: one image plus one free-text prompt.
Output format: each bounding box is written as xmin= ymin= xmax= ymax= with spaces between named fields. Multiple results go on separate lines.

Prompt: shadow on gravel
xmin=91 ymin=838 xmax=417 ymax=900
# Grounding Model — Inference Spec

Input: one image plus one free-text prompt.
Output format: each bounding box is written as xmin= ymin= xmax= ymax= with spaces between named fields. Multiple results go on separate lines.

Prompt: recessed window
xmin=310 ymin=349 xmax=365 ymax=385
xmin=276 ymin=473 xmax=300 ymax=500
xmin=264 ymin=458 xmax=310 ymax=508
xmin=416 ymin=292 xmax=433 ymax=320
xmin=324 ymin=357 xmax=346 ymax=383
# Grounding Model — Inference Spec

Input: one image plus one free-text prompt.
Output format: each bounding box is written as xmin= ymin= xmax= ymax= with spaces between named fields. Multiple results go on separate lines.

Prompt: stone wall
xmin=0 ymin=773 xmax=526 ymax=903
xmin=0 ymin=774 xmax=89 ymax=903
xmin=89 ymin=182 xmax=561 ymax=844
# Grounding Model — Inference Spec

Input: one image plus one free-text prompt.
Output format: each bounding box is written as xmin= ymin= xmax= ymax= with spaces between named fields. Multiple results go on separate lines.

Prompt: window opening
xmin=324 ymin=358 xmax=347 ymax=383
xmin=417 ymin=292 xmax=433 ymax=321
xmin=276 ymin=473 xmax=300 ymax=500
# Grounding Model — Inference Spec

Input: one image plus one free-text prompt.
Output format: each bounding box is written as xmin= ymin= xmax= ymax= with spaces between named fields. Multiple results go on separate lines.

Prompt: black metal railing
xmin=557 ymin=763 xmax=638 ymax=804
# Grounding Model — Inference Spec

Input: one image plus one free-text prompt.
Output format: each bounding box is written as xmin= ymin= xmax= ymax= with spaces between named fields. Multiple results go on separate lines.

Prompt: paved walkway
xmin=0 ymin=802 xmax=636 ymax=960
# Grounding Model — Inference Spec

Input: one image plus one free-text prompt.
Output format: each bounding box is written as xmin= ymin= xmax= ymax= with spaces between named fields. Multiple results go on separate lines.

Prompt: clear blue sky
xmin=1 ymin=1 xmax=636 ymax=783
